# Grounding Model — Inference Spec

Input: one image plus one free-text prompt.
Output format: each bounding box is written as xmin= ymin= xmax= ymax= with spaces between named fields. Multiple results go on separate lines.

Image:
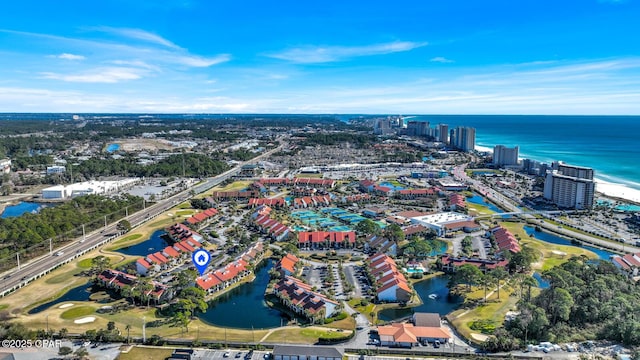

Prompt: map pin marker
xmin=192 ymin=249 xmax=211 ymax=276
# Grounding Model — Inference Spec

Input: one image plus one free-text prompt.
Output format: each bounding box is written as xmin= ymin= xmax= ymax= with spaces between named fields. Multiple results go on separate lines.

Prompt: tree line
xmin=484 ymin=257 xmax=640 ymax=351
xmin=0 ymin=194 xmax=143 ymax=271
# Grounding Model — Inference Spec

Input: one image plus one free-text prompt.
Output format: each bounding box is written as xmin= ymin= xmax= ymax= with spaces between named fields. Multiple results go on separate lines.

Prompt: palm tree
xmin=490 ymin=268 xmax=508 ymax=299
xmin=125 ymin=324 xmax=131 ymax=344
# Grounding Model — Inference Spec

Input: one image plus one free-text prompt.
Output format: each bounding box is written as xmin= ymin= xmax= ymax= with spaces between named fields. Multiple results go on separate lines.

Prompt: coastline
xmin=475 ymin=144 xmax=640 ymax=205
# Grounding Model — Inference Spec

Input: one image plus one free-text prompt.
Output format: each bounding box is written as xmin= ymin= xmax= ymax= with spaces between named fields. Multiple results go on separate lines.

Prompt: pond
xmin=106 ymin=143 xmax=120 ymax=152
xmin=28 ymin=282 xmax=94 ymax=314
xmin=427 ymin=239 xmax=448 ymax=256
xmin=197 ymin=260 xmax=290 ymax=329
xmin=466 ymin=194 xmax=510 ymax=218
xmin=377 ymin=275 xmax=463 ymax=322
xmin=116 ymin=230 xmax=170 ymax=256
xmin=1 ymin=202 xmax=49 ymax=218
xmin=532 ymin=272 xmax=550 ymax=289
xmin=523 ymin=226 xmax=615 ymax=260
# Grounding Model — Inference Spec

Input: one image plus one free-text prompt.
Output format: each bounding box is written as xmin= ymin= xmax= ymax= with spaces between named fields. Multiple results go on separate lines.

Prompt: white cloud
xmin=54 ymin=53 xmax=85 ymax=61
xmin=41 ymin=67 xmax=148 ymax=83
xmin=91 ymin=27 xmax=180 ymax=49
xmin=170 ymin=54 xmax=231 ymax=67
xmin=430 ymin=56 xmax=454 ymax=63
xmin=267 ymin=41 xmax=427 ymax=63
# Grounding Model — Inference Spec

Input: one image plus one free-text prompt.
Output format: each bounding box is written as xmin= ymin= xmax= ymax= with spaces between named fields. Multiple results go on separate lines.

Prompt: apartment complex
xmin=544 ymin=161 xmax=595 ymax=209
xmin=449 ymin=127 xmax=476 ymax=152
xmin=492 ymin=145 xmax=519 ymax=167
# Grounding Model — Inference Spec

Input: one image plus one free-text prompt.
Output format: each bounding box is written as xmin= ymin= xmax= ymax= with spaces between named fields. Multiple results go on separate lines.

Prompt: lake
xmin=523 ymin=226 xmax=615 ymax=260
xmin=116 ymin=230 xmax=170 ymax=256
xmin=28 ymin=282 xmax=94 ymax=314
xmin=1 ymin=202 xmax=48 ymax=218
xmin=377 ymin=275 xmax=463 ymax=322
xmin=198 ymin=260 xmax=289 ymax=329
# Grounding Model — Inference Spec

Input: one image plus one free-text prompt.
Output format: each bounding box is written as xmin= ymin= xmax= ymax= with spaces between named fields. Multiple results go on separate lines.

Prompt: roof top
xmin=273 ymin=345 xmax=343 ymax=358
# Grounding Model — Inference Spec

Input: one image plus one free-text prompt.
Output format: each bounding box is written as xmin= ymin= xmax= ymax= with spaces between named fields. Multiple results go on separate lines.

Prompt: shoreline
xmin=475 ymin=145 xmax=640 ymax=205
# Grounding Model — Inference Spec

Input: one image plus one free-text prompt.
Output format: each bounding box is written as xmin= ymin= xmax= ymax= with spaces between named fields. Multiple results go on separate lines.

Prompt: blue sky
xmin=0 ymin=0 xmax=639 ymax=114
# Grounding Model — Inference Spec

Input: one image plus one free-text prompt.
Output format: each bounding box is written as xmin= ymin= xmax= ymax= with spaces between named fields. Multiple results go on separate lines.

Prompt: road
xmin=0 ymin=143 xmax=284 ymax=297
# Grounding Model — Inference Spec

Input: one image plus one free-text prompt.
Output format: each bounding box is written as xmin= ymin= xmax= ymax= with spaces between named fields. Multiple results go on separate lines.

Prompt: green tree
xmin=74 ymin=346 xmax=89 ymax=359
xmin=383 ymin=224 xmax=404 ymax=243
xmin=90 ymin=255 xmax=111 ymax=274
xmin=489 ymin=267 xmax=509 ymax=299
xmin=58 ymin=346 xmax=73 ymax=357
xmin=117 ymin=219 xmax=131 ymax=233
xmin=449 ymin=264 xmax=483 ymax=292
xmin=355 ymin=219 xmax=381 ymax=235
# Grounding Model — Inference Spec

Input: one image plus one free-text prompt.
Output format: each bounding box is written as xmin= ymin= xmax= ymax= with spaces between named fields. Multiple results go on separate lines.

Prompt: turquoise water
xmin=615 ymin=204 xmax=640 ymax=212
xmin=408 ymin=115 xmax=640 ymax=191
xmin=106 ymin=143 xmax=120 ymax=152
xmin=116 ymin=230 xmax=169 ymax=256
xmin=1 ymin=202 xmax=48 ymax=218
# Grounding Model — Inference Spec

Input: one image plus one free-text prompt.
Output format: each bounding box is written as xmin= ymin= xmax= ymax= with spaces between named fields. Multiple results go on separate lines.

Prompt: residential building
xmin=297 ymin=231 xmax=356 ymax=249
xmin=276 ymin=253 xmax=300 ymax=276
xmin=96 ymin=269 xmax=173 ymax=303
xmin=438 ymin=124 xmax=449 ymax=143
xmin=492 ymin=145 xmax=519 ymax=167
xmin=611 ymin=252 xmax=640 ymax=277
xmin=273 ymin=276 xmax=339 ymax=321
xmin=368 ymin=254 xmax=412 ymax=302
xmin=487 ymin=226 xmax=521 ymax=253
xmin=543 ymin=162 xmax=595 ymax=209
xmin=449 ymin=126 xmax=476 ymax=152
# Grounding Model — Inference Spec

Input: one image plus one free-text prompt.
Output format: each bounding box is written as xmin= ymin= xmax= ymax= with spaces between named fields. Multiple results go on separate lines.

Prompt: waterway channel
xmin=523 ymin=226 xmax=615 ymax=260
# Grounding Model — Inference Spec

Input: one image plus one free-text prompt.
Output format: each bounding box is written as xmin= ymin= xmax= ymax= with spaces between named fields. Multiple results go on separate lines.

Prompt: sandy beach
xmin=596 ymin=180 xmax=640 ymax=205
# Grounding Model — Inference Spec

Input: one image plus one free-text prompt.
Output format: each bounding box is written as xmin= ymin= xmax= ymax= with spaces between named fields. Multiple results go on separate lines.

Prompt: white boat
xmin=428 ymin=293 xmax=439 ymax=299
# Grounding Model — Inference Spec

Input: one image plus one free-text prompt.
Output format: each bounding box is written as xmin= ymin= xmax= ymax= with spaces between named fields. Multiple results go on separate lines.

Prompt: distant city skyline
xmin=1 ymin=0 xmax=639 ymax=114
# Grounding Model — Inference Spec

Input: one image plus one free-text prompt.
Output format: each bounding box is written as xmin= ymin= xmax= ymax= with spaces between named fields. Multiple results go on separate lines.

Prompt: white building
xmin=409 ymin=212 xmax=475 ymax=236
xmin=449 ymin=127 xmax=475 ymax=152
xmin=46 ymin=166 xmax=66 ymax=174
xmin=41 ymin=179 xmax=139 ymax=200
xmin=492 ymin=145 xmax=519 ymax=167
xmin=0 ymin=158 xmax=10 ymax=173
xmin=543 ymin=162 xmax=595 ymax=209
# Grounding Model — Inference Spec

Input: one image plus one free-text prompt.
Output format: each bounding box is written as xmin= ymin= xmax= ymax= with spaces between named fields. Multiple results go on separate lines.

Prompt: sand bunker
xmin=552 ymin=250 xmax=567 ymax=256
xmin=471 ymin=333 xmax=489 ymax=342
xmin=74 ymin=316 xmax=96 ymax=324
xmin=59 ymin=303 xmax=74 ymax=309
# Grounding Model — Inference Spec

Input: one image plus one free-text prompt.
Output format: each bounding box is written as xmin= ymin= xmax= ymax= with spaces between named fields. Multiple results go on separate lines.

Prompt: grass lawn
xmin=209 ymin=181 xmax=252 ymax=194
xmin=323 ymin=315 xmax=355 ymax=330
xmin=0 ymin=304 xmax=8 ymax=310
xmin=176 ymin=210 xmax=195 ymax=216
xmin=45 ymin=267 xmax=84 ymax=284
xmin=294 ymin=173 xmax=324 ymax=178
xmin=77 ymin=258 xmax=93 ymax=269
xmin=117 ymin=346 xmax=174 ymax=360
xmin=499 ymin=221 xmax=597 ymax=270
xmin=264 ymin=327 xmax=345 ymax=343
xmin=448 ymin=290 xmax=520 ymax=343
xmin=60 ymin=305 xmax=95 ymax=319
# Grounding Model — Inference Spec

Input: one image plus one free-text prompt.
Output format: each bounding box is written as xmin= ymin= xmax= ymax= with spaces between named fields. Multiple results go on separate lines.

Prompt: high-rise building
xmin=492 ymin=145 xmax=519 ymax=167
xmin=374 ymin=118 xmax=392 ymax=135
xmin=450 ymin=127 xmax=476 ymax=152
xmin=438 ymin=124 xmax=449 ymax=143
xmin=543 ymin=162 xmax=595 ymax=209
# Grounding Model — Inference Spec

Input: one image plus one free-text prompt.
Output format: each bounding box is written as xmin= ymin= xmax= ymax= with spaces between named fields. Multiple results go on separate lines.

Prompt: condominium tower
xmin=543 ymin=161 xmax=595 ymax=209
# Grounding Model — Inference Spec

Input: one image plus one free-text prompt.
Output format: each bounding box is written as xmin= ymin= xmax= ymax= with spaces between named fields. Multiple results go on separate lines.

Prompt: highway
xmin=0 ymin=143 xmax=284 ymax=297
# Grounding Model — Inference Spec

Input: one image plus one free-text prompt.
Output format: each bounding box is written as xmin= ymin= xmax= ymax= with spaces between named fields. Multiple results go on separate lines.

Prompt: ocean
xmin=403 ymin=115 xmax=640 ymax=193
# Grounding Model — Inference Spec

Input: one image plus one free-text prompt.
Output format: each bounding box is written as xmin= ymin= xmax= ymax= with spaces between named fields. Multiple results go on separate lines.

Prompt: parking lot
xmin=192 ymin=349 xmax=270 ymax=360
